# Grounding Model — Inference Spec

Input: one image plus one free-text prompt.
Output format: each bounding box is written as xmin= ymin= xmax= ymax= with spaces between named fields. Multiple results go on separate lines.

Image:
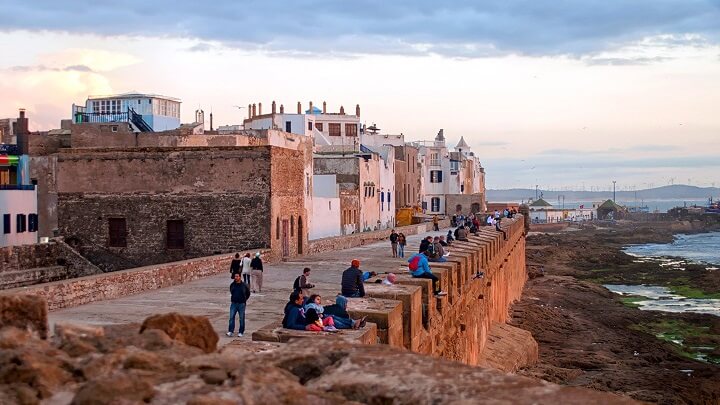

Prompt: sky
xmin=1 ymin=1 xmax=719 ymax=190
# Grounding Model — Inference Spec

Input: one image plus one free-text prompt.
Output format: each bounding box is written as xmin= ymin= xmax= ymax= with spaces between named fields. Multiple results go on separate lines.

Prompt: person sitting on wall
xmin=407 ymin=249 xmax=447 ymax=297
xmin=429 ymin=237 xmax=447 ymax=262
xmin=439 ymin=235 xmax=449 ymax=247
xmin=419 ymin=236 xmax=432 ymax=253
xmin=282 ymin=290 xmax=308 ymax=331
xmin=341 ymin=259 xmax=366 ymax=298
xmin=305 ymin=308 xmax=337 ymax=332
xmin=455 ymin=226 xmax=469 ymax=242
xmin=445 ymin=231 xmax=454 ymax=245
xmin=362 ymin=271 xmax=378 ymax=282
xmin=324 ymin=295 xmax=366 ymax=329
xmin=382 ymin=273 xmax=397 ymax=286
xmin=304 ymin=294 xmax=338 ymax=331
xmin=293 ymin=267 xmax=315 ymax=296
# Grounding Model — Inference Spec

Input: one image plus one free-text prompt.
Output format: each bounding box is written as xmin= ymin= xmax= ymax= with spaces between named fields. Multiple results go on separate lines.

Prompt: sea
xmin=604 ymin=232 xmax=720 ymax=317
xmin=543 ymin=199 xmax=709 ymax=213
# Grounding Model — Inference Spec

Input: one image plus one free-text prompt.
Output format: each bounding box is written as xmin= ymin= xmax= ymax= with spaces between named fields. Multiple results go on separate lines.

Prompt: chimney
xmin=209 ymin=112 xmax=213 ymax=131
xmin=248 ymin=104 xmax=252 ymax=119
xmin=356 ymin=104 xmax=360 ymax=117
xmin=323 ymin=101 xmax=327 ymax=114
xmin=272 ymin=101 xmax=276 ymax=114
xmin=252 ymin=103 xmax=256 ymax=117
xmin=297 ymin=102 xmax=301 ymax=114
xmin=258 ymin=102 xmax=262 ymax=115
xmin=339 ymin=105 xmax=345 ymax=115
xmin=15 ymin=109 xmax=29 ymax=155
xmin=280 ymin=104 xmax=285 ymax=114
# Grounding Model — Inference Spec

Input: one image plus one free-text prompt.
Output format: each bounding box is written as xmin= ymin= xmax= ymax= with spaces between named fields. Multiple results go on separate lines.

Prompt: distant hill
xmin=488 ymin=185 xmax=720 ymax=202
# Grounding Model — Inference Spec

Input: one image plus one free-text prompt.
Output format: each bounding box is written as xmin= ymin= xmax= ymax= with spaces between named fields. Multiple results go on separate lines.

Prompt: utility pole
xmin=535 ymin=184 xmax=538 ymax=200
xmin=612 ymin=180 xmax=617 ymax=202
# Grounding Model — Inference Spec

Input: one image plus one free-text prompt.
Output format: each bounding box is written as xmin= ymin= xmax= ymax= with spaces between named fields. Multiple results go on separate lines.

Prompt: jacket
xmin=341 ymin=266 xmax=365 ymax=297
xmin=241 ymin=257 xmax=252 ymax=274
xmin=457 ymin=227 xmax=468 ymax=240
xmin=324 ymin=295 xmax=350 ymax=319
xmin=250 ymin=257 xmax=263 ymax=271
xmin=282 ymin=302 xmax=307 ymax=330
xmin=229 ymin=281 xmax=251 ymax=304
xmin=419 ymin=239 xmax=430 ymax=253
xmin=407 ymin=253 xmax=432 ymax=277
xmin=230 ymin=259 xmax=241 ymax=275
xmin=389 ymin=232 xmax=398 ymax=243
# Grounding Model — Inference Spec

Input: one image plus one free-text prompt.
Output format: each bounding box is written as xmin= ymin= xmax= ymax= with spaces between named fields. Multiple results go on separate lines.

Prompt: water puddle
xmin=604 ymin=284 xmax=720 ymax=317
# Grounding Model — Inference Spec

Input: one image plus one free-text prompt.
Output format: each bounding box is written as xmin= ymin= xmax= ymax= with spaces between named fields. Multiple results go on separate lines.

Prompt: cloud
xmin=1 ymin=1 xmax=719 ymax=57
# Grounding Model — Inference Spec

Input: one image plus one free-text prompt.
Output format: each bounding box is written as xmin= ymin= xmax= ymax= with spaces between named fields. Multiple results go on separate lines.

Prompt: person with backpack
xmin=407 ymin=249 xmax=447 ymax=296
xmin=389 ymin=229 xmax=399 ymax=257
xmin=226 ymin=272 xmax=251 ymax=337
xmin=293 ymin=267 xmax=315 ymax=296
xmin=341 ymin=259 xmax=365 ymax=298
xmin=250 ymin=252 xmax=264 ymax=293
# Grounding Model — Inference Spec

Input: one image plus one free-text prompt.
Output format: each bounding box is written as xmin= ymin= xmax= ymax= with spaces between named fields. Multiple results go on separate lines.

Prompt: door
xmin=297 ymin=216 xmax=303 ymax=255
xmin=282 ymin=219 xmax=290 ymax=257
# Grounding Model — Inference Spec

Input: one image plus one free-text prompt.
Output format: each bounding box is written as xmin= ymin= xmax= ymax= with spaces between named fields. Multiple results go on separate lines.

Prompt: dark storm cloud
xmin=1 ymin=0 xmax=719 ymax=57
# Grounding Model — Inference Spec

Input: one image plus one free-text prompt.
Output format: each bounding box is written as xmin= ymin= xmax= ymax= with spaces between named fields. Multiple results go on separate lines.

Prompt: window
xmin=328 ymin=123 xmax=341 ymax=136
xmin=166 ymin=220 xmax=184 ymax=249
xmin=381 ymin=192 xmax=384 ymax=211
xmin=315 ymin=122 xmax=323 ymax=132
xmin=450 ymin=160 xmax=459 ymax=170
xmin=108 ymin=218 xmax=127 ymax=247
xmin=431 ymin=197 xmax=441 ymax=212
xmin=430 ymin=152 xmax=440 ymax=166
xmin=16 ymin=214 xmax=26 ymax=233
xmin=308 ymin=121 xmax=313 ymax=131
xmin=3 ymin=214 xmax=10 ymax=234
xmin=430 ymin=170 xmax=443 ymax=183
xmin=285 ymin=121 xmax=292 ymax=132
xmin=345 ymin=123 xmax=357 ymax=137
xmin=28 ymin=214 xmax=38 ymax=233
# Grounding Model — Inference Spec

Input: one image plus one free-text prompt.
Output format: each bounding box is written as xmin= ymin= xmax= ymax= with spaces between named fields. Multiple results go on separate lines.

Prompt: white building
xmin=309 ymin=174 xmax=342 ymax=239
xmin=72 ymin=92 xmax=181 ymax=132
xmin=414 ymin=130 xmax=452 ymax=214
xmin=364 ymin=145 xmax=396 ymax=230
xmin=0 ymin=186 xmax=39 ymax=247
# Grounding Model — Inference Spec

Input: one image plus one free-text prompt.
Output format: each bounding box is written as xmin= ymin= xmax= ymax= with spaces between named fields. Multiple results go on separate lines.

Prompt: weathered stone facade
xmin=55 ymin=146 xmax=305 ymax=270
xmin=394 ymin=144 xmax=421 ymax=208
xmin=445 ymin=193 xmax=485 ymax=215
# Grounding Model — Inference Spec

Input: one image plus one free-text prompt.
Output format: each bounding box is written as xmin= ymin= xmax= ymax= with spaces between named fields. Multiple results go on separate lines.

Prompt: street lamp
xmin=612 ymin=180 xmax=617 ymax=202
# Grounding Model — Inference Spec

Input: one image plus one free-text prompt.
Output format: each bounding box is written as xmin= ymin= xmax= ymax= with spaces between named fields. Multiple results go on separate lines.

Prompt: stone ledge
xmin=251 ymin=321 xmax=378 ymax=345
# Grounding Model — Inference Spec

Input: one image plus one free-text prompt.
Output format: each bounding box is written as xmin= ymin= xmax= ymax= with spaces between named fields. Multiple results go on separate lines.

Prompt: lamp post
xmin=612 ymin=180 xmax=617 ymax=203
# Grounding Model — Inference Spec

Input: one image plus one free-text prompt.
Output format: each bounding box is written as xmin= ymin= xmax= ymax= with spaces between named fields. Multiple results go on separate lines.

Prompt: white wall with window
xmin=0 ymin=187 xmax=38 ymax=248
xmin=80 ymin=93 xmax=181 ymax=131
xmin=309 ymin=175 xmax=342 ymax=239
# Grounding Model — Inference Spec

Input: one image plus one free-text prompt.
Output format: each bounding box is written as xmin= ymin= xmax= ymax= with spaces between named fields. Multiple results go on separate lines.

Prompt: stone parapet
xmin=251 ymin=320 xmax=378 ymax=345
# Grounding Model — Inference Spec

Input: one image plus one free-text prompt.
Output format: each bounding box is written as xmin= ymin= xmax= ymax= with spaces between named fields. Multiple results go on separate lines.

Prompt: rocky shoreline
xmin=512 ymin=221 xmax=720 ymax=404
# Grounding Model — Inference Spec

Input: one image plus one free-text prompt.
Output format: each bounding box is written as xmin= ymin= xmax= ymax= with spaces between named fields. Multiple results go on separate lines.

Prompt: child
xmin=304 ymin=295 xmax=337 ymax=331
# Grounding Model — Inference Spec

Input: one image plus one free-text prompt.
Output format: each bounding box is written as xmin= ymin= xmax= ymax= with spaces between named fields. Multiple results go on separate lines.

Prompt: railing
xmin=128 ymin=108 xmax=153 ymax=132
xmin=0 ymin=184 xmax=36 ymax=191
xmin=75 ymin=111 xmax=129 ymax=124
xmin=0 ymin=144 xmax=19 ymax=155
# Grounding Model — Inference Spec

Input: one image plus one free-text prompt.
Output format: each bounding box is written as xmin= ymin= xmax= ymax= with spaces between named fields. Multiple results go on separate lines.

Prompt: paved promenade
xmin=49 ymin=227 xmax=456 ymax=345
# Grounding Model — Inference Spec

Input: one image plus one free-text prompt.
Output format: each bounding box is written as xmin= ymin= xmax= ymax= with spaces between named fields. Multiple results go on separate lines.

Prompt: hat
xmin=255 ymin=252 xmax=261 ymax=257
xmin=351 ymin=259 xmax=360 ymax=267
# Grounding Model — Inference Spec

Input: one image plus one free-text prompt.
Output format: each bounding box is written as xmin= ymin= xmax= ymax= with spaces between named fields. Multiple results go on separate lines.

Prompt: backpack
xmin=293 ymin=275 xmax=301 ymax=290
xmin=408 ymin=255 xmax=421 ymax=271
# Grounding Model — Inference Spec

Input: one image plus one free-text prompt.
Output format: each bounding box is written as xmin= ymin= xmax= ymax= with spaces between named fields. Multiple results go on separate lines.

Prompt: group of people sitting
xmin=282 ymin=289 xmax=368 ymax=332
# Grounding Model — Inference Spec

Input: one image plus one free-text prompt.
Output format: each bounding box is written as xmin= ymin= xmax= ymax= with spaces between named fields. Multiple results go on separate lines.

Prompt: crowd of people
xmin=226 ymin=213 xmax=515 ymax=337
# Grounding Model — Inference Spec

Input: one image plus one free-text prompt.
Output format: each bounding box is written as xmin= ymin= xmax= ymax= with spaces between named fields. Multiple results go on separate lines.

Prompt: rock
xmin=139 ymin=313 xmax=218 ymax=353
xmin=0 ymin=295 xmax=48 ymax=339
xmin=71 ymin=372 xmax=155 ymax=405
xmin=54 ymin=323 xmax=105 ymax=357
xmin=0 ymin=347 xmax=74 ymax=399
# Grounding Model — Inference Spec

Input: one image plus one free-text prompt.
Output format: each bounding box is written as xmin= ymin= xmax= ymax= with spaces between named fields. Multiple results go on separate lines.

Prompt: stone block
xmin=364 ymin=283 xmax=422 ymax=351
xmin=140 ymin=312 xmax=219 ymax=353
xmin=252 ymin=321 xmax=377 ymax=345
xmin=346 ymin=297 xmax=404 ymax=348
xmin=0 ymin=294 xmax=48 ymax=339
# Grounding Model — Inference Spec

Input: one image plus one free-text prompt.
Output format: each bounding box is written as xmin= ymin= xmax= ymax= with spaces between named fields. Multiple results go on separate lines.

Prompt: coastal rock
xmin=0 ymin=295 xmax=48 ymax=339
xmin=71 ymin=372 xmax=155 ymax=405
xmin=139 ymin=313 xmax=218 ymax=353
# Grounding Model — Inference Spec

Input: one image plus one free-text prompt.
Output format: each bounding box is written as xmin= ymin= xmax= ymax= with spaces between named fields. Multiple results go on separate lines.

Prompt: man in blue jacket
xmin=282 ymin=290 xmax=308 ymax=330
xmin=227 ymin=272 xmax=251 ymax=337
xmin=407 ymin=250 xmax=447 ymax=297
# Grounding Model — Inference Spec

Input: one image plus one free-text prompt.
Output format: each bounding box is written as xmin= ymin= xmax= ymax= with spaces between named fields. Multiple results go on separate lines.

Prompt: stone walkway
xmin=49 ymin=227 xmax=456 ymax=345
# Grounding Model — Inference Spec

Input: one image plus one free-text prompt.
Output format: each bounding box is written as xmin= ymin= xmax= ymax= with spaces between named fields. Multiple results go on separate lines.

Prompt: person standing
xmin=241 ymin=253 xmax=252 ymax=289
xmin=389 ymin=229 xmax=399 ymax=257
xmin=250 ymin=252 xmax=264 ymax=293
xmin=398 ymin=233 xmax=407 ymax=258
xmin=229 ymin=253 xmax=242 ymax=278
xmin=433 ymin=215 xmax=439 ymax=231
xmin=227 ymin=273 xmax=251 ymax=337
xmin=341 ymin=259 xmax=365 ymax=298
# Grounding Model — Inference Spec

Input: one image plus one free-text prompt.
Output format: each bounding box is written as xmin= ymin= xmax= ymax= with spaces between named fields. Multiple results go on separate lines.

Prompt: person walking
xmin=227 ymin=273 xmax=251 ymax=337
xmin=250 ymin=252 xmax=264 ymax=293
xmin=240 ymin=253 xmax=252 ymax=289
xmin=293 ymin=267 xmax=315 ymax=296
xmin=389 ymin=229 xmax=399 ymax=257
xmin=229 ymin=253 xmax=242 ymax=278
xmin=407 ymin=249 xmax=446 ymax=296
xmin=398 ymin=233 xmax=407 ymax=258
xmin=341 ymin=259 xmax=365 ymax=298
xmin=433 ymin=215 xmax=440 ymax=231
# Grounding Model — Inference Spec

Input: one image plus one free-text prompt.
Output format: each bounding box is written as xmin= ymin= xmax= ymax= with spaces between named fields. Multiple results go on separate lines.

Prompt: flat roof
xmin=87 ymin=92 xmax=181 ymax=103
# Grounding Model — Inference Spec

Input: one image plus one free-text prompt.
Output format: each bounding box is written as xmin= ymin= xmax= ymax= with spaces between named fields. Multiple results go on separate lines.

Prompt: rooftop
xmin=87 ymin=92 xmax=181 ymax=102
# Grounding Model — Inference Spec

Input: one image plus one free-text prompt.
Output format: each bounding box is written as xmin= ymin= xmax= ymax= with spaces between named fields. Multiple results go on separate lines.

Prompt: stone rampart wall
xmin=256 ymin=216 xmax=531 ymax=367
xmin=307 ymin=219 xmax=451 ymax=253
xmin=0 ymin=249 xmax=270 ymax=310
xmin=0 ymin=239 xmax=102 ymax=290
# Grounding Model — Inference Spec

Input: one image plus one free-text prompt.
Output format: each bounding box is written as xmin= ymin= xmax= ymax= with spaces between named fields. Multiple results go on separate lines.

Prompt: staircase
xmin=129 ymin=108 xmax=153 ymax=132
